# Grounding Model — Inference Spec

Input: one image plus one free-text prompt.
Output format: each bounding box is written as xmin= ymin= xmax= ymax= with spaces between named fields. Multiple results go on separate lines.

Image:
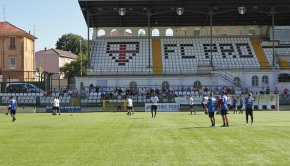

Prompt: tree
xmin=55 ymin=33 xmax=88 ymax=55
xmin=60 ymin=53 xmax=88 ymax=78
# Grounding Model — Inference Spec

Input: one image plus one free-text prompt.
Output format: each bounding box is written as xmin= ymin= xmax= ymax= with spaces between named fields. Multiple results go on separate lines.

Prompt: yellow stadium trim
xmin=152 ymin=40 xmax=163 ymax=75
xmin=251 ymin=40 xmax=270 ymax=70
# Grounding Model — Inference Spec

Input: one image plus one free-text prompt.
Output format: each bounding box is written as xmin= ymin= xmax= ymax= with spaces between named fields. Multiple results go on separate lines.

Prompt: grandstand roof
xmin=78 ymin=0 xmax=290 ymax=28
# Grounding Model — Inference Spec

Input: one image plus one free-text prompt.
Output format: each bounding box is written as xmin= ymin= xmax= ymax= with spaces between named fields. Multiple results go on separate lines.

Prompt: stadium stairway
xmin=251 ymin=40 xmax=270 ymax=70
xmin=152 ymin=40 xmax=163 ymax=75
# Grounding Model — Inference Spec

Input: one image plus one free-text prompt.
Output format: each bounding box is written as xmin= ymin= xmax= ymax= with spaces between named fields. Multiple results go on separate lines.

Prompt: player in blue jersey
xmin=232 ymin=96 xmax=238 ymax=114
xmin=238 ymin=95 xmax=244 ymax=114
xmin=245 ymin=93 xmax=254 ymax=125
xmin=220 ymin=91 xmax=229 ymax=127
xmin=9 ymin=96 xmax=18 ymax=122
xmin=207 ymin=93 xmax=217 ymax=127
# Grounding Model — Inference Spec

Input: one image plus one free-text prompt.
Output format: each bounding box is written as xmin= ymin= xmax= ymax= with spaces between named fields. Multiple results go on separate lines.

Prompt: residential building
xmin=35 ymin=48 xmax=78 ymax=79
xmin=0 ymin=21 xmax=37 ymax=82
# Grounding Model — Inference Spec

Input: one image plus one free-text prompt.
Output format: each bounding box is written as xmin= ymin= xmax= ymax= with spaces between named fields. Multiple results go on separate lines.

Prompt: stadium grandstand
xmin=2 ymin=0 xmax=290 ymax=111
xmin=71 ymin=0 xmax=290 ymax=108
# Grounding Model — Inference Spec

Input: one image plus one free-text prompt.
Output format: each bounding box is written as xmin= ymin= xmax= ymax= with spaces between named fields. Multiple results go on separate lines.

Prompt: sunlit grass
xmin=0 ymin=111 xmax=290 ymax=165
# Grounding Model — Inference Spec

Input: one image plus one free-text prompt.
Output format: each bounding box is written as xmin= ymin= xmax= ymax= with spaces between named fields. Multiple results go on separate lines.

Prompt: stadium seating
xmin=88 ymin=37 xmax=270 ymax=76
xmin=161 ymin=37 xmax=260 ymax=73
xmin=89 ymin=38 xmax=153 ymax=75
xmin=262 ymin=45 xmax=290 ymax=67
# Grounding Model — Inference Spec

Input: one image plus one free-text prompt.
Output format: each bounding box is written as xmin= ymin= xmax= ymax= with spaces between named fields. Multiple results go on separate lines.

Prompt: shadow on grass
xmin=182 ymin=124 xmax=246 ymax=129
xmin=181 ymin=126 xmax=212 ymax=129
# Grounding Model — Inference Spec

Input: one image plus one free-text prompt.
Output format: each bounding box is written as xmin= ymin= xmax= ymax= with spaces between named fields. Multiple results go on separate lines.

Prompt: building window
xmin=248 ymin=28 xmax=256 ymax=35
xmin=207 ymin=28 xmax=215 ymax=36
xmin=252 ymin=76 xmax=258 ymax=86
xmin=262 ymin=75 xmax=268 ymax=85
xmin=165 ymin=28 xmax=173 ymax=36
xmin=10 ymin=37 xmax=16 ymax=49
xmin=162 ymin=81 xmax=170 ymax=90
xmin=179 ymin=28 xmax=186 ymax=36
xmin=110 ymin=29 xmax=118 ymax=36
xmin=10 ymin=57 xmax=16 ymax=69
xmin=129 ymin=81 xmax=137 ymax=91
xmin=124 ymin=29 xmax=132 ymax=36
xmin=138 ymin=29 xmax=146 ymax=36
xmin=235 ymin=28 xmax=242 ymax=35
xmin=152 ymin=29 xmax=160 ymax=36
xmin=221 ymin=28 xmax=229 ymax=36
xmin=193 ymin=81 xmax=202 ymax=89
xmin=193 ymin=28 xmax=201 ymax=36
xmin=97 ymin=29 xmax=105 ymax=37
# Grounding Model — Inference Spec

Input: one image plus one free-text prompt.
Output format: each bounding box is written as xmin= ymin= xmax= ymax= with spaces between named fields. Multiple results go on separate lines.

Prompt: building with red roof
xmin=0 ymin=21 xmax=37 ymax=82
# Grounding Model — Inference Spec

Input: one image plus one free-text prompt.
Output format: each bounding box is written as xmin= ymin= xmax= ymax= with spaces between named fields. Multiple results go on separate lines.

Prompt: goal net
xmin=102 ymin=100 xmax=127 ymax=111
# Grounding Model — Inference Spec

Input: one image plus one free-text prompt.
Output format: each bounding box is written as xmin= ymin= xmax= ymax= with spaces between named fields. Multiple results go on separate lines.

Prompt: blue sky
xmin=0 ymin=0 xmax=87 ymax=51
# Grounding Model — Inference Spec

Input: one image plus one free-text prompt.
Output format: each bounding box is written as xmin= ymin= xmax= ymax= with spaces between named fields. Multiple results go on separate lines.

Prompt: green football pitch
xmin=0 ymin=111 xmax=290 ymax=165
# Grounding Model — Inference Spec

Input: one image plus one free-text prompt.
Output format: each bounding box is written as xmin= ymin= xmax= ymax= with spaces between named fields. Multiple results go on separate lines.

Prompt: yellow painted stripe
xmin=152 ymin=40 xmax=162 ymax=75
xmin=251 ymin=40 xmax=270 ymax=70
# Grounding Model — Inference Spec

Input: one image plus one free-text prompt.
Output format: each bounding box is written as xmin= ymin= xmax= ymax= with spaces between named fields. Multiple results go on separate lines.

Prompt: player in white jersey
xmin=227 ymin=93 xmax=231 ymax=114
xmin=202 ymin=94 xmax=209 ymax=114
xmin=150 ymin=95 xmax=159 ymax=118
xmin=127 ymin=96 xmax=133 ymax=115
xmin=189 ymin=95 xmax=195 ymax=114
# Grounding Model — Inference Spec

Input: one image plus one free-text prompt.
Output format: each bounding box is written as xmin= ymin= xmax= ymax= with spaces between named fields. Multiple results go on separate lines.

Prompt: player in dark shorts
xmin=202 ymin=94 xmax=209 ymax=114
xmin=9 ymin=96 xmax=17 ymax=122
xmin=245 ymin=93 xmax=254 ymax=125
xmin=207 ymin=93 xmax=217 ymax=127
xmin=150 ymin=95 xmax=159 ymax=118
xmin=220 ymin=91 xmax=229 ymax=127
xmin=189 ymin=95 xmax=195 ymax=114
xmin=238 ymin=95 xmax=244 ymax=114
xmin=6 ymin=96 xmax=12 ymax=115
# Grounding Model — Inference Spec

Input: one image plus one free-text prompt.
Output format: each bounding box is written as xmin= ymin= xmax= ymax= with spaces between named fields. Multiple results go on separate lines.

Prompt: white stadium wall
xmin=75 ymin=70 xmax=277 ymax=95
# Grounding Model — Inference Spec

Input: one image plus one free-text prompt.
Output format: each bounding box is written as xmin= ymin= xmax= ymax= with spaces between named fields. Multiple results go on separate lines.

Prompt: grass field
xmin=0 ymin=111 xmax=290 ymax=166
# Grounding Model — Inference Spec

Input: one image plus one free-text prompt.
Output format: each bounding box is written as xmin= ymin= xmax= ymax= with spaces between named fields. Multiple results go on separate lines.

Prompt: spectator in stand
xmin=260 ymin=86 xmax=265 ymax=94
xmin=100 ymin=92 xmax=105 ymax=99
xmin=89 ymin=84 xmax=94 ymax=95
xmin=266 ymin=87 xmax=270 ymax=94
xmin=283 ymin=87 xmax=289 ymax=98
xmin=155 ymin=88 xmax=160 ymax=96
xmin=274 ymin=87 xmax=279 ymax=94
xmin=204 ymin=87 xmax=209 ymax=94
xmin=67 ymin=89 xmax=72 ymax=96
xmin=81 ymin=88 xmax=87 ymax=98
xmin=95 ymin=85 xmax=99 ymax=94
xmin=43 ymin=90 xmax=47 ymax=97
xmin=46 ymin=89 xmax=52 ymax=97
